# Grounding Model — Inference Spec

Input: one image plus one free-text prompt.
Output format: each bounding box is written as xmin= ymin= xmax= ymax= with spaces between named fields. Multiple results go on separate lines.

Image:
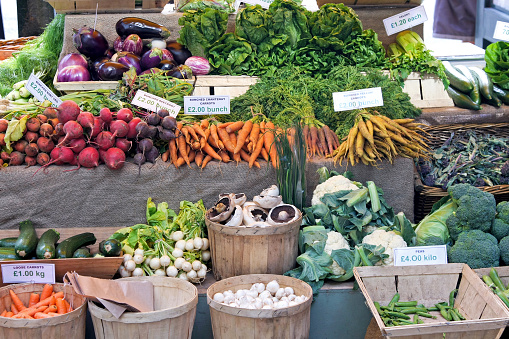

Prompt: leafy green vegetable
xmin=342 ymin=29 xmax=387 ymax=68
xmin=235 ymin=4 xmax=271 ymax=46
xmin=178 ymin=0 xmax=235 ymax=12
xmin=177 ymin=8 xmax=229 ymax=57
xmin=208 ymin=33 xmax=255 ymax=75
xmin=267 ymin=0 xmax=311 ymax=50
xmin=485 ymin=41 xmax=509 ymax=90
xmin=4 ymin=115 xmax=28 ymax=152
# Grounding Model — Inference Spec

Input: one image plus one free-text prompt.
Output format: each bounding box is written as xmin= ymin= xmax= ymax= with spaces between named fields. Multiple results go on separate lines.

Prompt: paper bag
xmin=65 ymin=272 xmax=154 ymax=318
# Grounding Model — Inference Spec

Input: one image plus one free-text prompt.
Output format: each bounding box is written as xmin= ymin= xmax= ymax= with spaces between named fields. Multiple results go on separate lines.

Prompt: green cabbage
xmin=415 ymin=199 xmax=455 ymax=246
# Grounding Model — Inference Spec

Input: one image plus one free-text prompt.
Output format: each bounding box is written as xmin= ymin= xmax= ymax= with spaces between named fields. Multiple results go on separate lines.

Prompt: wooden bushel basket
xmin=205 ymin=215 xmax=302 ymax=280
xmin=88 ymin=276 xmax=198 ymax=339
xmin=0 ymin=283 xmax=87 ymax=338
xmin=207 ymin=274 xmax=313 ymax=339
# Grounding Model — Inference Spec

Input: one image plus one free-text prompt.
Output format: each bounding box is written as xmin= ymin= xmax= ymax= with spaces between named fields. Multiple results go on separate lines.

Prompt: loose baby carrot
xmin=65 ymin=300 xmax=73 ymax=313
xmin=249 ymin=134 xmax=265 ymax=168
xmin=40 ymin=284 xmax=53 ymax=301
xmin=249 ymin=123 xmax=260 ymax=152
xmin=226 ymin=121 xmax=244 ymax=133
xmin=260 ymin=148 xmax=269 ymax=162
xmin=9 ymin=290 xmax=26 ymax=311
xmin=0 ymin=310 xmax=6 ymax=317
xmin=229 ymin=132 xmax=241 ymax=164
xmin=35 ymin=312 xmax=59 ymax=319
xmin=217 ymin=121 xmax=234 ymax=129
xmin=187 ymin=125 xmax=199 ymax=142
xmin=29 ymin=293 xmax=40 ymax=308
xmin=210 ymin=124 xmax=221 ymax=150
xmin=4 ymin=311 xmax=13 ymax=318
xmin=188 ymin=149 xmax=196 ymax=163
xmin=34 ymin=291 xmax=63 ymax=308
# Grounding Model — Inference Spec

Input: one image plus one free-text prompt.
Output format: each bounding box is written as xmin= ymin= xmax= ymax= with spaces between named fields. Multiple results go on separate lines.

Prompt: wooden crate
xmin=0 ymin=226 xmax=123 ymax=287
xmin=44 ymin=0 xmax=165 ymax=13
xmin=354 ymin=264 xmax=509 ymax=338
xmin=403 ymin=73 xmax=453 ymax=108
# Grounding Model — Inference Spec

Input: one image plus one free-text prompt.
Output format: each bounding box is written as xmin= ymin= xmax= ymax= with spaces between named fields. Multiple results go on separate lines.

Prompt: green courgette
xmin=0 ymin=247 xmax=18 ymax=260
xmin=456 ymin=65 xmax=481 ymax=104
xmin=446 ymin=85 xmax=481 ymax=110
xmin=56 ymin=232 xmax=96 ymax=259
xmin=99 ymin=239 xmax=122 ymax=257
xmin=443 ymin=61 xmax=473 ymax=93
xmin=469 ymin=66 xmax=493 ymax=101
xmin=36 ymin=229 xmax=60 ymax=259
xmin=493 ymin=85 xmax=509 ymax=104
xmin=14 ymin=220 xmax=38 ymax=258
xmin=73 ymin=247 xmax=91 ymax=258
xmin=0 ymin=237 xmax=18 ymax=247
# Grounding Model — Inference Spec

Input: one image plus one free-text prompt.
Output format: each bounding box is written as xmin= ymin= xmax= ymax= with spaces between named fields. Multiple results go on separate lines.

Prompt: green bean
xmin=400 ymin=308 xmax=428 ymax=314
xmin=416 ymin=311 xmax=436 ymax=319
xmin=413 ymin=314 xmax=419 ymax=324
xmin=374 ymin=301 xmax=383 ymax=315
xmin=385 ymin=311 xmax=411 ymax=320
xmin=449 ymin=289 xmax=458 ymax=307
xmin=452 ymin=308 xmax=465 ymax=321
xmin=388 ymin=293 xmax=400 ymax=308
xmin=490 ymin=267 xmax=506 ymax=292
xmin=436 ymin=303 xmax=451 ymax=321
xmin=395 ymin=301 xmax=418 ymax=307
xmin=495 ymin=289 xmax=509 ymax=308
xmin=449 ymin=309 xmax=461 ymax=321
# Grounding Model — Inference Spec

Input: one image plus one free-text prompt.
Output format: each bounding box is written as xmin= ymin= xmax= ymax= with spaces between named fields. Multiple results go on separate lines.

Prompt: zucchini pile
xmin=444 ymin=61 xmax=509 ymax=110
xmin=0 ymin=220 xmax=122 ymax=260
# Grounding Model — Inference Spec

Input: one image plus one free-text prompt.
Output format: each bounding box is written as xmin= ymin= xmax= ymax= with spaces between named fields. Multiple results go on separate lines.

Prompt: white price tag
xmin=239 ymin=0 xmax=273 ymax=9
xmin=393 ymin=245 xmax=448 ymax=266
xmin=1 ymin=263 xmax=56 ymax=284
xmin=26 ymin=73 xmax=62 ymax=107
xmin=383 ymin=6 xmax=428 ymax=36
xmin=493 ymin=21 xmax=509 ymax=41
xmin=332 ymin=87 xmax=383 ymax=112
xmin=131 ymin=90 xmax=181 ymax=117
xmin=184 ymin=95 xmax=230 ymax=115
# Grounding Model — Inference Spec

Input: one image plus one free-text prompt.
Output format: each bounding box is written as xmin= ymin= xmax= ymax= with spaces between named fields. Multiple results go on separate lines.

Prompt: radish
xmin=78 ymin=147 xmax=100 ymax=168
xmin=127 ymin=117 xmax=141 ymax=139
xmin=99 ymin=107 xmax=113 ymax=123
xmin=58 ymin=120 xmax=83 ymax=146
xmin=116 ymin=108 xmax=133 ymax=122
xmin=69 ymin=138 xmax=86 ymax=154
xmin=56 ymin=100 xmax=80 ymax=124
xmin=91 ymin=117 xmax=104 ymax=138
xmin=77 ymin=111 xmax=94 ymax=131
xmin=36 ymin=152 xmax=50 ymax=166
xmin=25 ymin=156 xmax=37 ymax=167
xmin=96 ymin=131 xmax=115 ymax=150
xmin=24 ymin=143 xmax=39 ymax=157
xmin=103 ymin=147 xmax=125 ymax=170
xmin=26 ymin=117 xmax=41 ymax=132
xmin=110 ymin=119 xmax=129 ymax=138
xmin=115 ymin=138 xmax=132 ymax=152
xmin=8 ymin=151 xmax=25 ymax=166
xmin=24 ymin=131 xmax=39 ymax=143
xmin=37 ymin=137 xmax=55 ymax=153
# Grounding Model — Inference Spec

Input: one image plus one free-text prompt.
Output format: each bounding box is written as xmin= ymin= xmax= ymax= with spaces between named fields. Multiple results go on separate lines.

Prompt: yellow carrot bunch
xmin=333 ymin=111 xmax=431 ymax=166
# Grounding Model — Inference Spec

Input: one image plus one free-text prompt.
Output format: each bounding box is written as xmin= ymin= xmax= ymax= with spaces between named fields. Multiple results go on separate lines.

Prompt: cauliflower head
xmin=362 ymin=229 xmax=407 ymax=265
xmin=324 ymin=231 xmax=350 ymax=276
xmin=312 ymin=175 xmax=359 ymax=206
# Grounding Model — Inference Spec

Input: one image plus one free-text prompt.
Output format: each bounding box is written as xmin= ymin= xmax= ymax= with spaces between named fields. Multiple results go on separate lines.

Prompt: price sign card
xmin=493 ymin=21 xmax=509 ymax=41
xmin=184 ymin=95 xmax=230 ymax=115
xmin=333 ymin=87 xmax=383 ymax=112
xmin=27 ymin=73 xmax=62 ymax=107
xmin=238 ymin=0 xmax=273 ymax=9
xmin=2 ymin=263 xmax=55 ymax=284
xmin=383 ymin=6 xmax=428 ymax=36
xmin=131 ymin=90 xmax=181 ymax=117
xmin=393 ymin=245 xmax=448 ymax=266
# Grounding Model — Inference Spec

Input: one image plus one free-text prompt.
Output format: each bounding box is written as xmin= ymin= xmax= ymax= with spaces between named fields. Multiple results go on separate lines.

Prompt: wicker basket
xmin=414 ymin=123 xmax=509 ymax=222
xmin=0 ymin=36 xmax=37 ymax=60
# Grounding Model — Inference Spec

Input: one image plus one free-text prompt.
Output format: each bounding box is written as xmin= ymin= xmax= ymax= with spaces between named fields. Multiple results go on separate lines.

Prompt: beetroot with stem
xmin=25 ymin=156 xmax=37 ymax=167
xmin=25 ymin=131 xmax=39 ymax=143
xmin=0 ymin=119 xmax=8 ymax=133
xmin=127 ymin=117 xmax=141 ymax=139
xmin=99 ymin=107 xmax=113 ymax=123
xmin=161 ymin=116 xmax=177 ymax=130
xmin=146 ymin=113 xmax=161 ymax=126
xmin=54 ymin=123 xmax=65 ymax=136
xmin=103 ymin=147 xmax=126 ymax=170
xmin=37 ymin=137 xmax=55 ymax=153
xmin=1 ymin=151 xmax=10 ymax=162
xmin=110 ymin=119 xmax=129 ymax=138
xmin=91 ymin=117 xmax=104 ymax=138
xmin=78 ymin=147 xmax=100 ymax=168
xmin=37 ymin=114 xmax=48 ymax=124
xmin=13 ymin=140 xmax=28 ymax=153
xmin=159 ymin=128 xmax=176 ymax=141
xmin=9 ymin=151 xmax=25 ymax=166
xmin=26 ymin=117 xmax=41 ymax=132
xmin=56 ymin=100 xmax=81 ymax=124
xmin=115 ymin=138 xmax=132 ymax=152
xmin=138 ymin=138 xmax=153 ymax=154
xmin=146 ymin=125 xmax=157 ymax=139
xmin=43 ymin=107 xmax=58 ymax=119
xmin=135 ymin=121 xmax=149 ymax=139
xmin=98 ymin=149 xmax=107 ymax=164
xmin=39 ymin=123 xmax=54 ymax=138
xmin=58 ymin=120 xmax=84 ymax=146
xmin=24 ymin=143 xmax=39 ymax=157
xmin=133 ymin=152 xmax=146 ymax=175
xmin=77 ymin=111 xmax=94 ymax=130
xmin=157 ymin=109 xmax=169 ymax=118
xmin=36 ymin=153 xmax=50 ymax=166
xmin=69 ymin=138 xmax=86 ymax=154
xmin=116 ymin=108 xmax=133 ymax=122
xmin=145 ymin=146 xmax=159 ymax=163
xmin=95 ymin=131 xmax=115 ymax=150
xmin=34 ymin=147 xmax=75 ymax=175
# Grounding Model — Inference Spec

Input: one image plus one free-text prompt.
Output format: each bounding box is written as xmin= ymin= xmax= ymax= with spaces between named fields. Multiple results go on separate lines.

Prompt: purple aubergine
xmin=168 ymin=65 xmax=193 ymax=79
xmin=58 ymin=53 xmax=88 ymax=71
xmin=90 ymin=57 xmax=110 ymax=80
xmin=122 ymin=34 xmax=143 ymax=56
xmin=161 ymin=48 xmax=174 ymax=62
xmin=114 ymin=36 xmax=124 ymax=52
xmin=158 ymin=60 xmax=177 ymax=71
xmin=184 ymin=56 xmax=210 ymax=75
xmin=72 ymin=26 xmax=109 ymax=59
xmin=116 ymin=17 xmax=171 ymax=40
xmin=98 ymin=62 xmax=129 ymax=81
xmin=140 ymin=48 xmax=167 ymax=70
xmin=57 ymin=65 xmax=91 ymax=82
xmin=106 ymin=48 xmax=115 ymax=59
xmin=117 ymin=52 xmax=142 ymax=74
xmin=166 ymin=41 xmax=192 ymax=64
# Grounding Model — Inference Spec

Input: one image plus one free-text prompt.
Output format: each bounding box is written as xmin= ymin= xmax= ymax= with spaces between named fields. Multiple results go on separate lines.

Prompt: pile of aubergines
xmin=57 ymin=17 xmax=207 ymax=83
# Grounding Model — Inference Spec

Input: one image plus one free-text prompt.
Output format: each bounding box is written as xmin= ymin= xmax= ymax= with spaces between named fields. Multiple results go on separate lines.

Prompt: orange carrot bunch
xmin=0 ymin=284 xmax=74 ymax=319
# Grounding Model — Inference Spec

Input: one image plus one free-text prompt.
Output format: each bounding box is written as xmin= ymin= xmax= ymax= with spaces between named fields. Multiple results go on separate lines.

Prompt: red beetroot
xmin=115 ymin=138 xmax=132 ymax=152
xmin=0 ymin=159 xmax=3 ymax=166
xmin=99 ymin=107 xmax=113 ymax=123
xmin=103 ymin=147 xmax=125 ymax=170
xmin=58 ymin=120 xmax=84 ymax=146
xmin=36 ymin=114 xmax=48 ymax=123
xmin=13 ymin=140 xmax=28 ymax=153
xmin=39 ymin=123 xmax=54 ymax=138
xmin=9 ymin=151 xmax=25 ymax=166
xmin=127 ymin=117 xmax=141 ymax=139
xmin=109 ymin=120 xmax=129 ymax=138
xmin=34 ymin=147 xmax=75 ymax=174
xmin=43 ymin=107 xmax=58 ymax=119
xmin=69 ymin=138 xmax=86 ymax=154
xmin=0 ymin=133 xmax=5 ymax=147
xmin=0 ymin=119 xmax=8 ymax=133
xmin=56 ymin=100 xmax=80 ymax=124
xmin=76 ymin=111 xmax=94 ymax=131
xmin=116 ymin=108 xmax=133 ymax=122
xmin=26 ymin=117 xmax=41 ymax=132
xmin=57 ymin=136 xmax=68 ymax=146
xmin=37 ymin=137 xmax=55 ymax=153
xmin=25 ymin=156 xmax=37 ymax=167
xmin=24 ymin=143 xmax=39 ymax=157
xmin=98 ymin=149 xmax=107 ymax=164
xmin=25 ymin=131 xmax=39 ymax=143
xmin=36 ymin=152 xmax=50 ymax=166
xmin=0 ymin=151 xmax=10 ymax=162
xmin=78 ymin=147 xmax=100 ymax=168
xmin=95 ymin=131 xmax=115 ymax=150
xmin=54 ymin=123 xmax=65 ymax=136
xmin=68 ymin=154 xmax=78 ymax=166
xmin=91 ymin=117 xmax=104 ymax=138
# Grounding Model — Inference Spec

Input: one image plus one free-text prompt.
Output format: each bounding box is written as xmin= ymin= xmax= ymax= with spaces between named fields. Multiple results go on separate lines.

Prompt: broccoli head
xmin=499 ymin=235 xmax=509 ymax=265
xmin=448 ymin=230 xmax=500 ymax=269
xmin=491 ymin=218 xmax=509 ymax=241
xmin=445 ymin=184 xmax=497 ymax=240
xmin=497 ymin=201 xmax=509 ymax=224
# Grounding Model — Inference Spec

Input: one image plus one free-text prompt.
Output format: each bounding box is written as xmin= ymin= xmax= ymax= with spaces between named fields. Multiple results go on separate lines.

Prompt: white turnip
xmin=175 ymin=240 xmax=186 ymax=251
xmin=192 ymin=260 xmax=202 ymax=271
xmin=172 ymin=231 xmax=184 ymax=241
xmin=159 ymin=255 xmax=171 ymax=267
xmin=103 ymin=147 xmax=125 ymax=170
xmin=172 ymin=248 xmax=183 ymax=258
xmin=201 ymin=250 xmax=210 ymax=262
xmin=132 ymin=267 xmax=144 ymax=277
xmin=133 ymin=254 xmax=144 ymax=264
xmin=181 ymin=261 xmax=192 ymax=272
xmin=185 ymin=239 xmax=194 ymax=251
xmin=174 ymin=257 xmax=185 ymax=269
xmin=125 ymin=259 xmax=136 ymax=271
xmin=154 ymin=269 xmax=166 ymax=276
xmin=123 ymin=253 xmax=132 ymax=263
xmin=193 ymin=238 xmax=203 ymax=250
xmin=166 ymin=266 xmax=178 ymax=277
xmin=134 ymin=248 xmax=144 ymax=257
xmin=149 ymin=257 xmax=161 ymax=270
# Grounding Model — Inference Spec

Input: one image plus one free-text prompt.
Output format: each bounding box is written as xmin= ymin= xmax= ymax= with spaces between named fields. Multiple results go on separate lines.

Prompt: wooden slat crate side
xmin=403 ymin=78 xmax=422 ymax=102
xmin=359 ymin=276 xmax=397 ymax=305
xmin=397 ymin=274 xmax=459 ymax=307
